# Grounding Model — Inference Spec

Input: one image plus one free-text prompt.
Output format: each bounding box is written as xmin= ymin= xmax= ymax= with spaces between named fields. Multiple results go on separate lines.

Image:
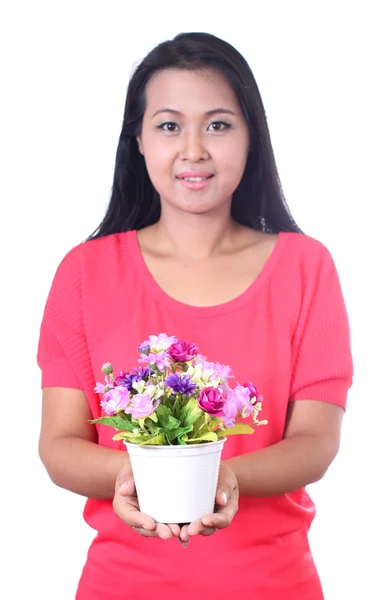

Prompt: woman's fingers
xmin=201 ymin=490 xmax=238 ymax=530
xmin=180 ymin=522 xmax=216 ymax=541
xmin=133 ymin=522 xmax=174 ymax=539
xmin=114 ymin=484 xmax=180 ymax=538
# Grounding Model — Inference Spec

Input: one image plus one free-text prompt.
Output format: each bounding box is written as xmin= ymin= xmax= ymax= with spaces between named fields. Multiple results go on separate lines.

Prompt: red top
xmin=38 ymin=230 xmax=353 ymax=600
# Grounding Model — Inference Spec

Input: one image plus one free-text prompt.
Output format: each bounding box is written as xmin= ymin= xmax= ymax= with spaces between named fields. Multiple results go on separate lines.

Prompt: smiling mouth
xmin=176 ymin=174 xmax=214 ymax=191
xmin=180 ymin=176 xmax=213 ymax=181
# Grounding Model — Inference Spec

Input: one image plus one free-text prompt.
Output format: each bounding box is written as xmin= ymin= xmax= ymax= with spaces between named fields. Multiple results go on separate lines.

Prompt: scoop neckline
xmin=126 ymin=229 xmax=289 ymax=317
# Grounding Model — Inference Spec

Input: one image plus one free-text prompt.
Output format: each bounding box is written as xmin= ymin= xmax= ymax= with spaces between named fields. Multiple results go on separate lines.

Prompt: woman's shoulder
xmin=280 ymin=231 xmax=334 ymax=265
xmin=57 ymin=230 xmax=136 ymax=269
xmin=276 ymin=232 xmax=340 ymax=297
xmin=241 ymin=226 xmax=331 ymax=261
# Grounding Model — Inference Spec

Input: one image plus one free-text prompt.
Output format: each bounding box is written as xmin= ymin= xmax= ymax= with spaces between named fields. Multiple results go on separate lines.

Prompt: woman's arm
xmin=226 ymin=399 xmax=344 ymax=497
xmin=39 ymin=387 xmax=183 ymax=540
xmin=38 ymin=387 xmax=127 ymax=499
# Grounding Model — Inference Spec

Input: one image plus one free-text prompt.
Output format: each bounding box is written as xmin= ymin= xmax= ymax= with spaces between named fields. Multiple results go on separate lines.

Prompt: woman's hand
xmin=113 ymin=458 xmax=181 ymax=540
xmin=179 ymin=462 xmax=239 ymax=545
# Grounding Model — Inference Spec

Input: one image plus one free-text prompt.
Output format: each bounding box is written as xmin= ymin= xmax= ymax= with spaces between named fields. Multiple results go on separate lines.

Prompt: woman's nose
xmin=179 ymin=132 xmax=209 ymax=162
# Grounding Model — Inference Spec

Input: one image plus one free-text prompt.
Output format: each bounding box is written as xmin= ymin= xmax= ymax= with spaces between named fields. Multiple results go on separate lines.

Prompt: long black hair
xmin=88 ymin=32 xmax=302 ymax=240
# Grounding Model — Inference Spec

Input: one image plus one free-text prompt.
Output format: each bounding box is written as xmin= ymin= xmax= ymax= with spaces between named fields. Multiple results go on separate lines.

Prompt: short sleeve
xmin=289 ymin=245 xmax=353 ymax=409
xmin=37 ymin=247 xmax=86 ymax=390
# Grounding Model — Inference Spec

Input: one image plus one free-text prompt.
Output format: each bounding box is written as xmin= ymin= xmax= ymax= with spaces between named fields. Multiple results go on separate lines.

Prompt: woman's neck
xmin=141 ymin=211 xmax=244 ymax=261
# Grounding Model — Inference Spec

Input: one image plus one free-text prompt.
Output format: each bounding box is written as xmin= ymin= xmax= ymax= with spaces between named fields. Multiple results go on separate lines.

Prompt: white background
xmin=1 ymin=1 xmax=383 ymax=598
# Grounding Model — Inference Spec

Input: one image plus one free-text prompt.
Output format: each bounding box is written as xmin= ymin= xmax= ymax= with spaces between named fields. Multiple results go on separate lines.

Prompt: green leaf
xmin=156 ymin=404 xmax=172 ymax=421
xmin=182 ymin=399 xmax=202 ymax=427
xmin=90 ymin=416 xmax=135 ymax=432
xmin=113 ymin=432 xmax=150 ymax=444
xmin=113 ymin=431 xmax=167 ymax=446
xmin=167 ymin=425 xmax=194 ymax=442
xmin=222 ymin=423 xmax=255 ymax=436
xmin=185 ymin=432 xmax=218 ymax=443
xmin=146 ymin=421 xmax=162 ymax=436
xmin=162 ymin=396 xmax=173 ymax=411
xmin=140 ymin=434 xmax=165 ymax=446
xmin=173 ymin=396 xmax=182 ymax=419
xmin=192 ymin=413 xmax=205 ymax=435
xmin=208 ymin=418 xmax=222 ymax=432
xmin=148 ymin=412 xmax=158 ymax=423
xmin=155 ymin=405 xmax=182 ymax=432
xmin=165 ymin=415 xmax=181 ymax=430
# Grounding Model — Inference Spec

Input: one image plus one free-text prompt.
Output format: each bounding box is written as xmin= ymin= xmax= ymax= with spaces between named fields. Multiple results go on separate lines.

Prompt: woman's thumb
xmin=118 ymin=471 xmax=135 ymax=496
xmin=119 ymin=475 xmax=135 ymax=496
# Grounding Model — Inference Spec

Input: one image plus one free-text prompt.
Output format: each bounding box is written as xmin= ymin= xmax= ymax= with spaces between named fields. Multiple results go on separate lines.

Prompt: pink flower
xmin=213 ymin=362 xmax=233 ymax=382
xmin=145 ymin=333 xmax=177 ymax=351
xmin=94 ymin=382 xmax=107 ymax=394
xmin=168 ymin=339 xmax=198 ymax=362
xmin=138 ymin=351 xmax=171 ymax=372
xmin=100 ymin=386 xmax=130 ymax=415
xmin=198 ymin=387 xmax=225 ymax=416
xmin=94 ymin=375 xmax=116 ymax=395
xmin=227 ymin=385 xmax=254 ymax=418
xmin=125 ymin=394 xmax=160 ymax=419
xmin=243 ymin=381 xmax=263 ymax=403
xmin=219 ymin=397 xmax=238 ymax=428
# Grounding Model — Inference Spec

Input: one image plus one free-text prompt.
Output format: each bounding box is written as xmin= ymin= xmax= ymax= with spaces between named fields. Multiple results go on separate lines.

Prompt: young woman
xmin=38 ymin=32 xmax=353 ymax=599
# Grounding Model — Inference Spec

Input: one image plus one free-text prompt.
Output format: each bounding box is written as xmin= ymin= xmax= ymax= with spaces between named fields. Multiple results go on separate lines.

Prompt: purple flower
xmin=125 ymin=394 xmax=159 ymax=419
xmin=100 ymin=386 xmax=130 ymax=415
xmin=198 ymin=387 xmax=225 ymax=416
xmin=164 ymin=373 xmax=197 ymax=396
xmin=116 ymin=367 xmax=153 ymax=391
xmin=138 ymin=342 xmax=150 ymax=355
xmin=168 ymin=340 xmax=198 ymax=363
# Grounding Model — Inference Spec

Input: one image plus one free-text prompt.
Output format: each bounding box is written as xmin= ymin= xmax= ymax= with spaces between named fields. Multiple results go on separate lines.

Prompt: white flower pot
xmin=124 ymin=439 xmax=226 ymax=524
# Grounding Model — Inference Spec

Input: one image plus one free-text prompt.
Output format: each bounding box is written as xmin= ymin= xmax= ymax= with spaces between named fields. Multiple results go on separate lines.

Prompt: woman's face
xmin=137 ymin=68 xmax=250 ymax=216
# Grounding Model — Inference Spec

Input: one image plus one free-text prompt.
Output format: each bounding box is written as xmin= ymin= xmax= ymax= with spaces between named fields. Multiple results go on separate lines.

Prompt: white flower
xmin=144 ymin=384 xmax=156 ymax=397
xmin=132 ymin=380 xmax=146 ymax=394
xmin=208 ymin=379 xmax=221 ymax=388
xmin=154 ymin=387 xmax=164 ymax=400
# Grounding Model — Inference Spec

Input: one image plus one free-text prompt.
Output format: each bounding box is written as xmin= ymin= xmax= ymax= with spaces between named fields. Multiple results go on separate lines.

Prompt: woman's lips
xmin=176 ymin=172 xmax=214 ymax=191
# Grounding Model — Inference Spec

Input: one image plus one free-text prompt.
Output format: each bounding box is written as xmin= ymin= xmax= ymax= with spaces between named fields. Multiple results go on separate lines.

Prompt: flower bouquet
xmin=92 ymin=333 xmax=267 ymax=523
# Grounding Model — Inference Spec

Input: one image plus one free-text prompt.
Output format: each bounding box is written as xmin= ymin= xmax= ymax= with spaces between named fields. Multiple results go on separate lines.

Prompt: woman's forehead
xmin=144 ymin=68 xmax=239 ymax=115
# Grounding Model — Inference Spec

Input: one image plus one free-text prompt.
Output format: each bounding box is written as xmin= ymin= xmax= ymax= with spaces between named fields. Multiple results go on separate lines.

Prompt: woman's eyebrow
xmin=151 ymin=107 xmax=237 ymax=118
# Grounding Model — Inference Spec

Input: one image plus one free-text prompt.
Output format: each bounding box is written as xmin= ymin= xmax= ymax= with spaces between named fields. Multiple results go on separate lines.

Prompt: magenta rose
xmin=198 ymin=387 xmax=225 ymax=416
xmin=168 ymin=339 xmax=198 ymax=363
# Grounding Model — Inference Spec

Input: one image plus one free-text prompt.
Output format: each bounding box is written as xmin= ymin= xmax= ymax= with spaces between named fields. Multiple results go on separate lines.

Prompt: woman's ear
xmin=136 ymin=136 xmax=144 ymax=155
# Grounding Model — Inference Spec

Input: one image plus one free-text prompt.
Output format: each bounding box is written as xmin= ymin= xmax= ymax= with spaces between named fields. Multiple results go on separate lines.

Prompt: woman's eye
xmin=157 ymin=122 xmax=179 ymax=132
xmin=208 ymin=121 xmax=232 ymax=132
xmin=156 ymin=121 xmax=231 ymax=133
